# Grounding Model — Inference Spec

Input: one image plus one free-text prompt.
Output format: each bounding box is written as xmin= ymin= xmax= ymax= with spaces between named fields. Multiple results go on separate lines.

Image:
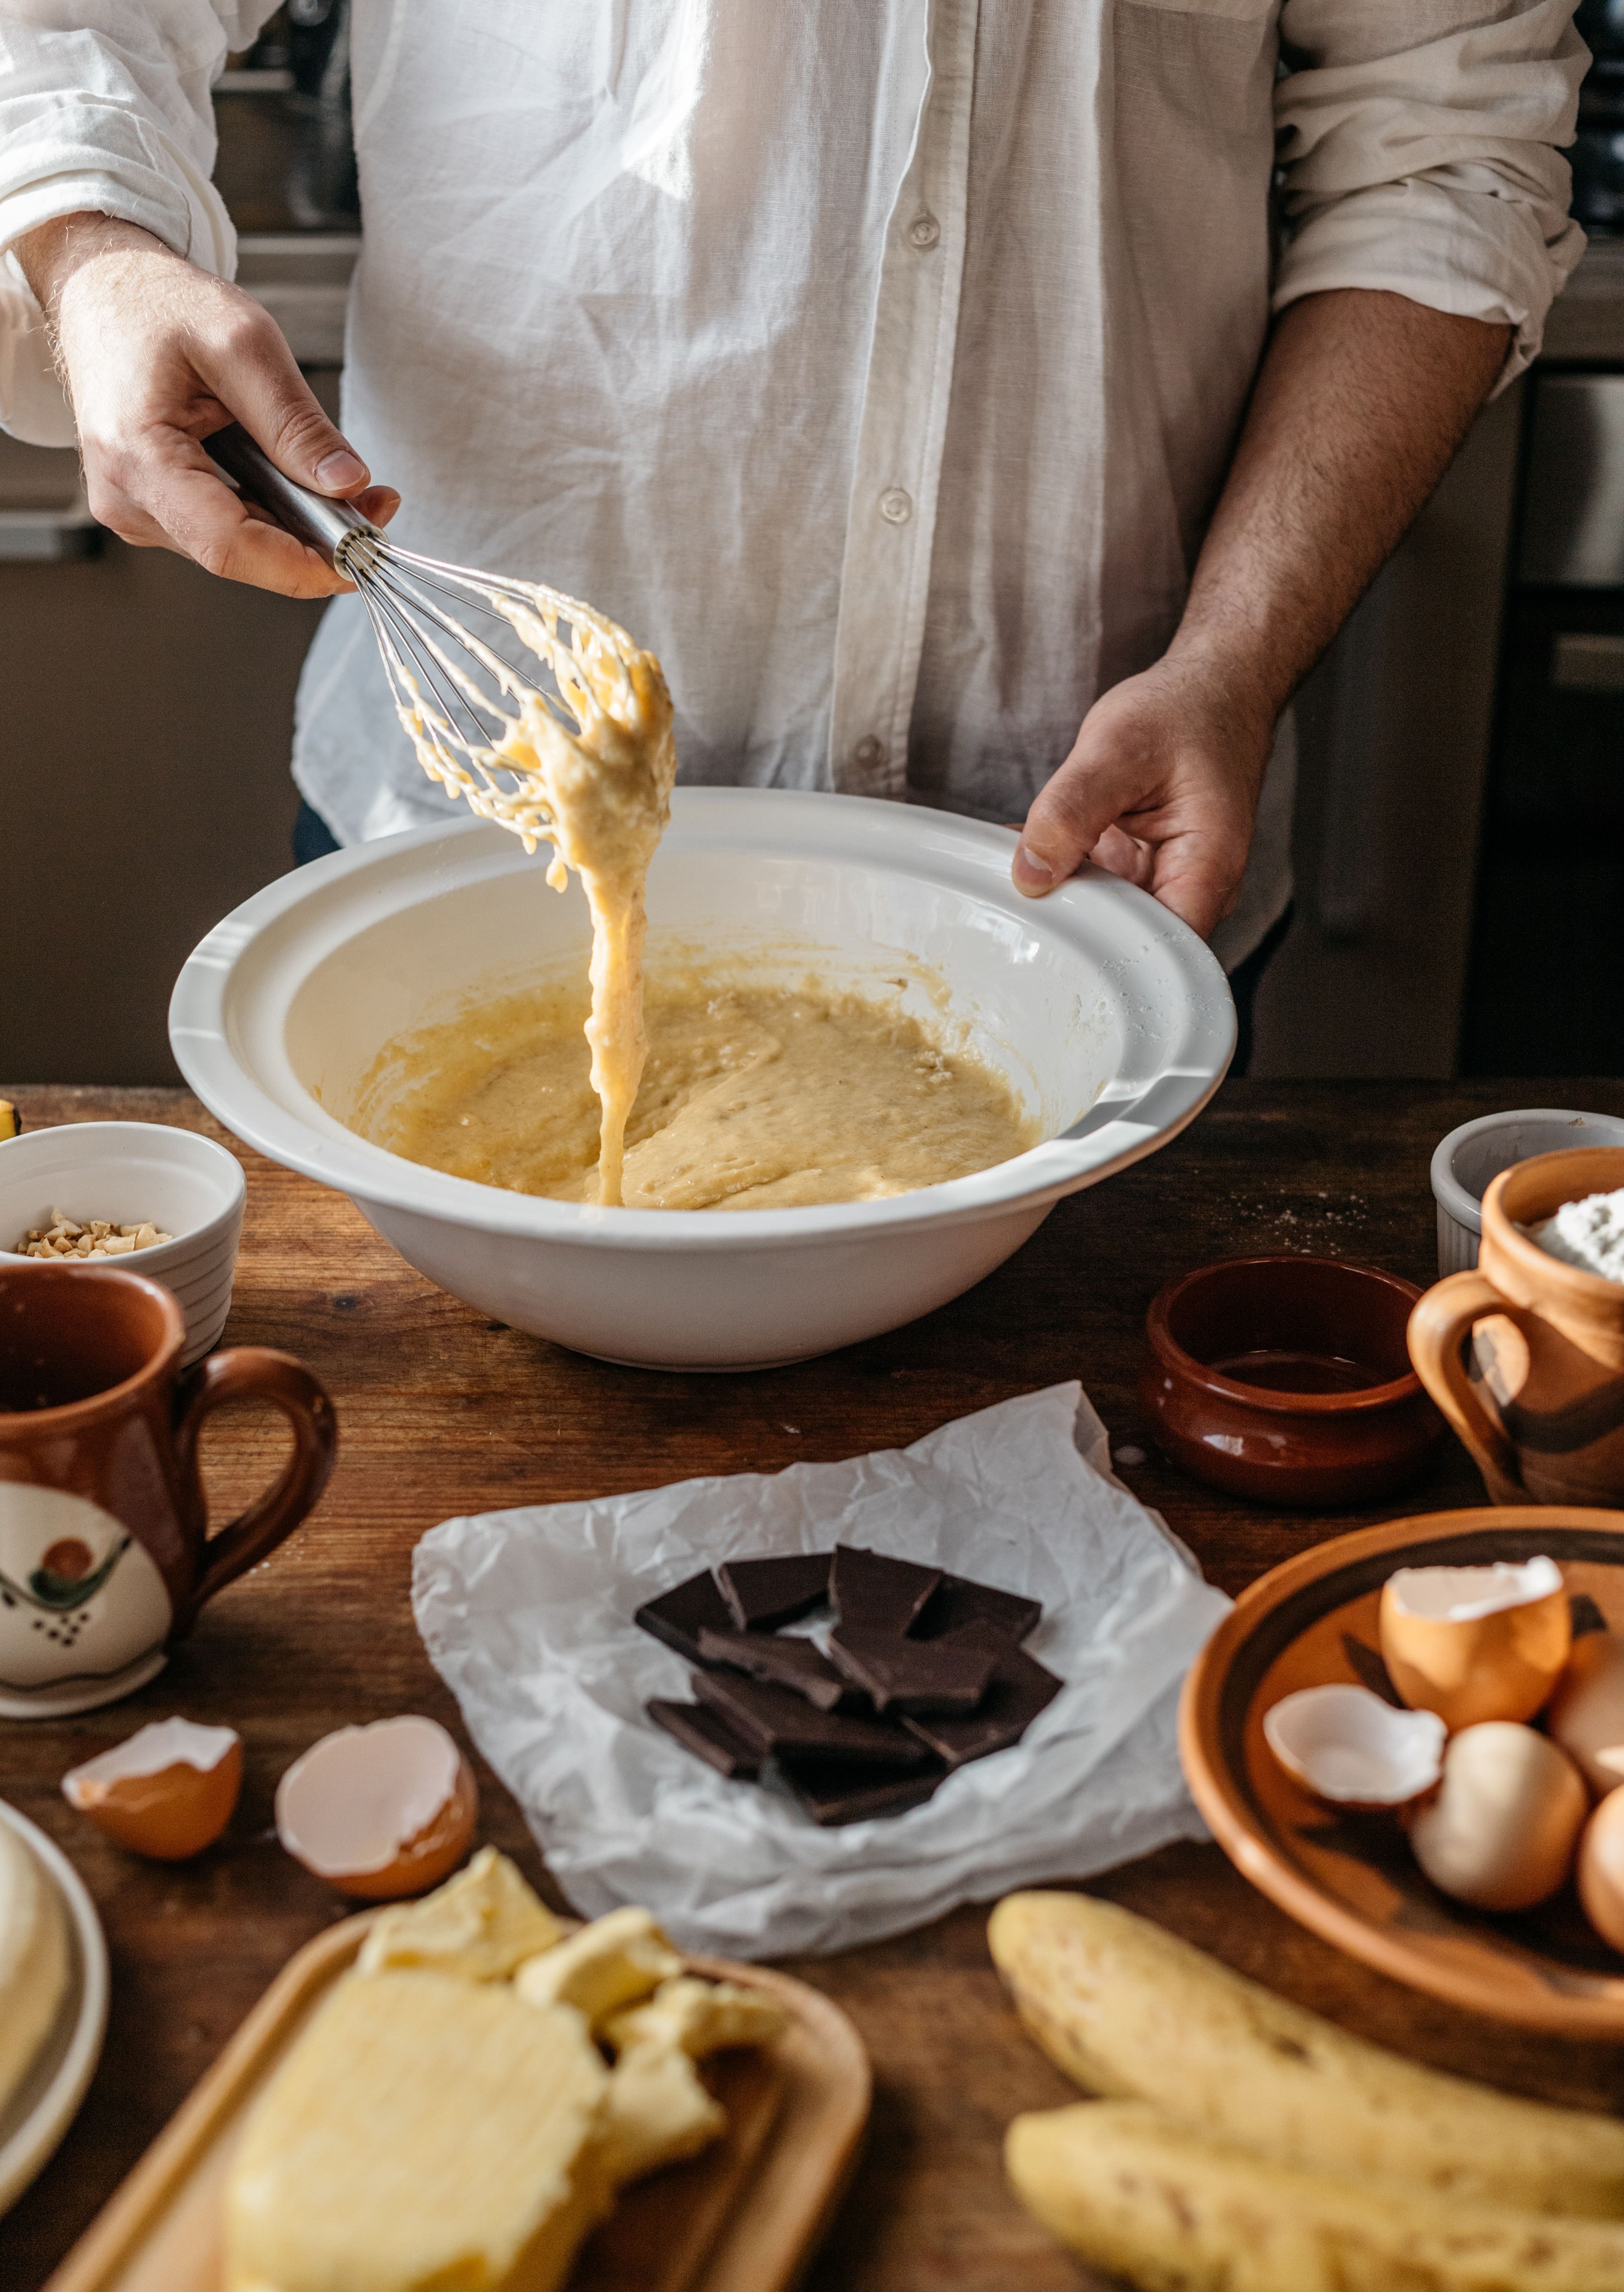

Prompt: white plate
xmin=0 ymin=1801 xmax=109 ymax=2216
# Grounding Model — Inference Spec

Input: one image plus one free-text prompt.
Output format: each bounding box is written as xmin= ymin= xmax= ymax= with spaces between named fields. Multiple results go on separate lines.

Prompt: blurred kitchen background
xmin=4 ymin=0 xmax=1624 ymax=1086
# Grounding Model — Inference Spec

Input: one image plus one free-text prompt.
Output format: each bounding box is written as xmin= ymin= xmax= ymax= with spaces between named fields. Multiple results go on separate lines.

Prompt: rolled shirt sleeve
xmin=1274 ymin=0 xmax=1589 ymax=387
xmin=0 ymin=2 xmax=274 ymax=443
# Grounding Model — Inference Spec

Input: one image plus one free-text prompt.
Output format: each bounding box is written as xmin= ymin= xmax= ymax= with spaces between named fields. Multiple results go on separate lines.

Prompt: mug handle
xmin=172 ymin=1349 xmax=338 ymax=1629
xmin=1407 ymin=1273 xmax=1527 ymax=1505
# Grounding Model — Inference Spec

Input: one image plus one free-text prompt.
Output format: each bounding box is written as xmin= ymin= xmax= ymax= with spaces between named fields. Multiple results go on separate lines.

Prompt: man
xmin=0 ymin=1 xmax=1585 ymax=1039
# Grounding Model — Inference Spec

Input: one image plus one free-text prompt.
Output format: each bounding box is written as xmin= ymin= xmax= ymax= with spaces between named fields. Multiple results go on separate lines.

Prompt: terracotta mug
xmin=1408 ymin=1146 xmax=1624 ymax=1506
xmin=0 ymin=1263 xmax=336 ymax=1717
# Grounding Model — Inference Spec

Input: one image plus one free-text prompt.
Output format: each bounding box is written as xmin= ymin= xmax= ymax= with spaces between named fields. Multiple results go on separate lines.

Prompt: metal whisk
xmin=203 ymin=423 xmax=651 ymax=847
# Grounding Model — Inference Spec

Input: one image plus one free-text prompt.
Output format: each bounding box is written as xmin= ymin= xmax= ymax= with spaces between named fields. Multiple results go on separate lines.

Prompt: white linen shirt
xmin=0 ymin=0 xmax=1587 ymax=969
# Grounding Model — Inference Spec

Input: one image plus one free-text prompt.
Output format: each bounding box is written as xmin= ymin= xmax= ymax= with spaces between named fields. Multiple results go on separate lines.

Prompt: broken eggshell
xmin=1262 ymin=1684 xmax=1446 ymax=1810
xmin=1547 ymin=1631 xmax=1624 ymax=1800
xmin=62 ymin=1717 xmax=242 ymax=1860
xmin=1379 ymin=1556 xmax=1571 ymax=1731
xmin=275 ymin=1715 xmax=478 ymax=1900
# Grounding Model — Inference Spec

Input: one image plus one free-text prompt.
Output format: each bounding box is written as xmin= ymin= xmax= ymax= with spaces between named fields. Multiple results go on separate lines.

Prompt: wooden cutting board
xmin=43 ymin=1914 xmax=870 ymax=2292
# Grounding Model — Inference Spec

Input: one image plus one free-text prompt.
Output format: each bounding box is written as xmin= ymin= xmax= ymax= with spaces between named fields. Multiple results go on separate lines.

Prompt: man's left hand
xmin=1007 ymin=288 xmax=1514 ymax=942
xmin=1011 ymin=656 xmax=1272 ymax=941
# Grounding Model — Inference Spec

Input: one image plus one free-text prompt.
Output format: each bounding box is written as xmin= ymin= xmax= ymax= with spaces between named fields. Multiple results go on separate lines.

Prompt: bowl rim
xmin=167 ymin=791 xmax=1237 ymax=1250
xmin=1429 ymin=1107 xmax=1624 ymax=1240
xmin=0 ymin=1120 xmax=245 ymax=1274
xmin=1144 ymin=1254 xmax=1427 ymax=1416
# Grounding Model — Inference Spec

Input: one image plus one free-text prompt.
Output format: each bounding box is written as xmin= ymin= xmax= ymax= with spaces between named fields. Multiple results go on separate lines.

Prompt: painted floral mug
xmin=1408 ymin=1146 xmax=1624 ymax=1507
xmin=0 ymin=1262 xmax=336 ymax=1717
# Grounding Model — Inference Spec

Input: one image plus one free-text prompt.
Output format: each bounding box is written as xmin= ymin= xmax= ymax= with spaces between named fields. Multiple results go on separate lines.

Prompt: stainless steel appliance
xmin=1460 ymin=368 xmax=1624 ymax=1075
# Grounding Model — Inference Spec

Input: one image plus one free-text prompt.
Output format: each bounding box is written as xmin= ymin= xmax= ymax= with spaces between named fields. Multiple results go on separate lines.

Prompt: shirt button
xmin=852 ymin=735 xmax=888 ymax=769
xmin=907 ymin=211 xmax=941 ymax=250
xmin=879 ymin=487 xmax=913 ymax=526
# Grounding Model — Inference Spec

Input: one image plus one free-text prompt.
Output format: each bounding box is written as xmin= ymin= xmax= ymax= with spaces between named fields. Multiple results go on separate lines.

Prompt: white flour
xmin=1529 ymin=1189 xmax=1624 ymax=1282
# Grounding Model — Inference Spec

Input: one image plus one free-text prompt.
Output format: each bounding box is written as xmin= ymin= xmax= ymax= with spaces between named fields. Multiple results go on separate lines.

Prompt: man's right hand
xmin=13 ymin=211 xmax=398 ymax=596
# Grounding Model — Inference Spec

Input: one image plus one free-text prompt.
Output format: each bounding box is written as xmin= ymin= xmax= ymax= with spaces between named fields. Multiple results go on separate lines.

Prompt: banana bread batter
xmin=391 ymin=580 xmax=676 ymax=1208
xmin=357 ymin=973 xmax=1035 ymax=1212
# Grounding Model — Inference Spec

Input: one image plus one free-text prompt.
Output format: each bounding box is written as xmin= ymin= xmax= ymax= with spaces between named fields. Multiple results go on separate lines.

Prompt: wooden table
xmin=11 ymin=1077 xmax=1624 ymax=2292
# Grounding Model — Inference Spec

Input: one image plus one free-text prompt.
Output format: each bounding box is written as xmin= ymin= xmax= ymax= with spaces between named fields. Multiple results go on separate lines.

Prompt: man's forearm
xmin=1011 ymin=287 xmax=1511 ymax=929
xmin=1166 ymin=288 xmax=1511 ymax=720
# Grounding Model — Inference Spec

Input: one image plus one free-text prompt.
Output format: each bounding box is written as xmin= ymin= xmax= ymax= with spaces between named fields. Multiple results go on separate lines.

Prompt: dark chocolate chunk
xmin=781 ymin=1755 xmax=948 ymax=1827
xmin=901 ymin=1621 xmax=1062 ymax=1768
xmin=827 ymin=1627 xmax=999 ymax=1715
xmin=634 ymin=1569 xmax=734 ymax=1666
xmin=647 ymin=1698 xmax=761 ymax=1780
xmin=829 ymin=1545 xmax=942 ymax=1636
xmin=693 ymin=1668 xmax=932 ymax=1767
xmin=910 ymin=1572 xmax=1042 ymax=1645
xmin=717 ymin=1551 xmax=831 ymax=1632
xmin=697 ymin=1626 xmax=868 ymax=1712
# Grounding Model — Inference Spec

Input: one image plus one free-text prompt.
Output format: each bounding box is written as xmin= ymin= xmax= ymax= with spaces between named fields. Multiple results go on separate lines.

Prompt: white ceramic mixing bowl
xmin=169 ymin=790 xmax=1233 ymax=1369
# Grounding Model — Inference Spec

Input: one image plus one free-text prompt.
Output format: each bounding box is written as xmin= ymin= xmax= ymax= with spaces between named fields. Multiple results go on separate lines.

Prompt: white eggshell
xmin=1263 ymin=1685 xmax=1445 ymax=1808
xmin=1408 ymin=1721 xmax=1587 ymax=1913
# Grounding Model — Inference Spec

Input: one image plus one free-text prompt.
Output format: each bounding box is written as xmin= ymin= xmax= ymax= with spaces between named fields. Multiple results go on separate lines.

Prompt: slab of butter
xmin=604 ymin=1975 xmax=787 ymax=2059
xmin=356 ymin=1845 xmax=565 ymax=1982
xmin=0 ymin=1821 xmax=70 ymax=2117
xmin=225 ymin=1970 xmax=611 ymax=2292
xmin=514 ymin=1905 xmax=683 ymax=2027
xmin=600 ymin=2039 xmax=727 ymax=2185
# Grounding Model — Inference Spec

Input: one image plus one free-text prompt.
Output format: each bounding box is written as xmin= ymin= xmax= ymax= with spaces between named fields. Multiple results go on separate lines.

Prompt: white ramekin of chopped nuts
xmin=0 ymin=1121 xmax=246 ymax=1367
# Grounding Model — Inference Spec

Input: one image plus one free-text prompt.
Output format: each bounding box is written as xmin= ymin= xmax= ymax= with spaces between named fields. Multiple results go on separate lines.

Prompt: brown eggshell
xmin=1579 ymin=1789 xmax=1624 ymax=1953
xmin=1379 ymin=1561 xmax=1571 ymax=1731
xmin=62 ymin=1724 xmax=242 ymax=1861
xmin=275 ymin=1714 xmax=479 ymax=1902
xmin=1547 ymin=1632 xmax=1624 ymax=1800
xmin=331 ymin=1755 xmax=479 ymax=1902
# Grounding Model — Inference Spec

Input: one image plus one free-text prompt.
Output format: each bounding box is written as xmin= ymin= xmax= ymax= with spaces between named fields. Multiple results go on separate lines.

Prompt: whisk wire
xmin=200 ymin=426 xmax=643 ymax=847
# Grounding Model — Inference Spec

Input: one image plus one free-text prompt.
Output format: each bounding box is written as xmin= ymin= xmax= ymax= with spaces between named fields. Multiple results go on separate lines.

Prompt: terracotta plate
xmin=1180 ymin=1505 xmax=1624 ymax=2037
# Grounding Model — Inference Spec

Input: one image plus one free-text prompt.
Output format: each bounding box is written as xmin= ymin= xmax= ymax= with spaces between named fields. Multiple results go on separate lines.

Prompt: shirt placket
xmin=827 ymin=0 xmax=979 ymax=799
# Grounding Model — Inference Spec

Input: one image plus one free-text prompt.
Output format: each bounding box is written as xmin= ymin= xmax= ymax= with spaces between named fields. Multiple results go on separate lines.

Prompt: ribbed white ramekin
xmin=0 ymin=1121 xmax=246 ymax=1366
xmin=1431 ymin=1107 xmax=1624 ymax=1276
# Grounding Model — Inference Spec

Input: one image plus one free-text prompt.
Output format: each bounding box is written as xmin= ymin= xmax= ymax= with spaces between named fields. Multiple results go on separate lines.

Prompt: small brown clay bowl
xmin=1139 ymin=1256 xmax=1445 ymax=1507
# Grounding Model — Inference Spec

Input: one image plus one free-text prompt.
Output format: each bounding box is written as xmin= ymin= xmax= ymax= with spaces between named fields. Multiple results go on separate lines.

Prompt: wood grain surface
xmin=8 ymin=1078 xmax=1624 ymax=2292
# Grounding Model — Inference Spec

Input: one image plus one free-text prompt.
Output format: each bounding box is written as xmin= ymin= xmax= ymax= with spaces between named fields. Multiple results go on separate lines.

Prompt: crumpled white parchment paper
xmin=411 ymin=1382 xmax=1232 ymax=1957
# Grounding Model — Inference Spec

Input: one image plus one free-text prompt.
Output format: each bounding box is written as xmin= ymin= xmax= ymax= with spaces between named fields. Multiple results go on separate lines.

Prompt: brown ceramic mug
xmin=0 ymin=1262 xmax=335 ymax=1717
xmin=1408 ymin=1146 xmax=1624 ymax=1507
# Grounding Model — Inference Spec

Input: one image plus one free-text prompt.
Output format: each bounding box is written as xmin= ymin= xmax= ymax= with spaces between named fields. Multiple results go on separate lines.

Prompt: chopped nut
xmin=12 ymin=1208 xmax=174 ymax=1260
